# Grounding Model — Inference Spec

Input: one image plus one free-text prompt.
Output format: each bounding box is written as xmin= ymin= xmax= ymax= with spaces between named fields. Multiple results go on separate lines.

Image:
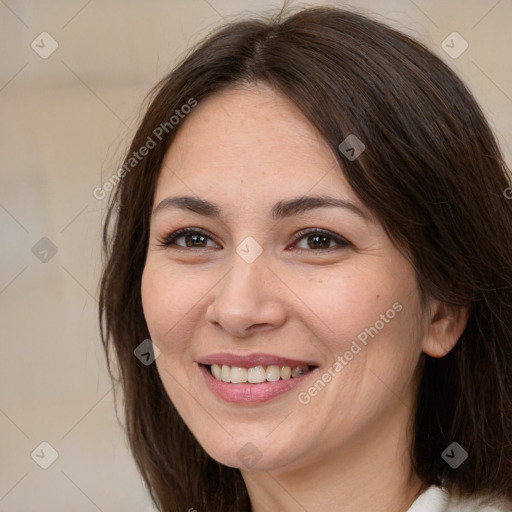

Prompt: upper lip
xmin=197 ymin=352 xmax=318 ymax=368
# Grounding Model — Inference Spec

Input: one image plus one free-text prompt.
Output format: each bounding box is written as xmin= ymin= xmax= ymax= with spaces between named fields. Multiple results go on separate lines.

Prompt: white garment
xmin=407 ymin=486 xmax=512 ymax=512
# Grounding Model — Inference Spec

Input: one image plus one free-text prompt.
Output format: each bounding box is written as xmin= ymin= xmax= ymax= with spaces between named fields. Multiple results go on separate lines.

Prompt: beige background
xmin=0 ymin=0 xmax=511 ymax=510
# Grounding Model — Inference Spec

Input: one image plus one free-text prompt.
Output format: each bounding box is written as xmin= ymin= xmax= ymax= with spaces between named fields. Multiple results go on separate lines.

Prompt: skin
xmin=141 ymin=82 xmax=469 ymax=511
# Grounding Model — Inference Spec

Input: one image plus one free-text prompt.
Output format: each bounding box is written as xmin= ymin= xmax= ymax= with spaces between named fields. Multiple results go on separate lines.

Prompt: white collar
xmin=407 ymin=486 xmax=450 ymax=512
xmin=406 ymin=485 xmax=512 ymax=512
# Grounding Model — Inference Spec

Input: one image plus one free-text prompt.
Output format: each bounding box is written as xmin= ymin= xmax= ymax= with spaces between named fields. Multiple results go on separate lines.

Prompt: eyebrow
xmin=153 ymin=194 xmax=369 ymax=222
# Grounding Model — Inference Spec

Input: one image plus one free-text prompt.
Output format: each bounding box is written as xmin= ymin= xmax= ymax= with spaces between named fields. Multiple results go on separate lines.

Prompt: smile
xmin=208 ymin=363 xmax=311 ymax=383
xmin=197 ymin=353 xmax=319 ymax=404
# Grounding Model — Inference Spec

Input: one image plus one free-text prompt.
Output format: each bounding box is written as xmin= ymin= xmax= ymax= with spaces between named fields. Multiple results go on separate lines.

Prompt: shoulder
xmin=408 ymin=486 xmax=512 ymax=512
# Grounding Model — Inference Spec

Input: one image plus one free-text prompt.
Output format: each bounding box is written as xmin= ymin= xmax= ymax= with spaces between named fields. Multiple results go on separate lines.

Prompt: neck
xmin=241 ymin=392 xmax=426 ymax=511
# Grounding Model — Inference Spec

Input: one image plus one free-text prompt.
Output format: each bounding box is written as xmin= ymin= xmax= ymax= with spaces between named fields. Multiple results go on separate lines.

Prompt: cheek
xmin=353 ymin=286 xmax=424 ymax=403
xmin=141 ymin=266 xmax=168 ymax=339
xmin=141 ymin=264 xmax=202 ymax=414
xmin=140 ymin=263 xmax=197 ymax=352
xmin=286 ymin=264 xmax=393 ymax=353
xmin=297 ymin=262 xmax=423 ymax=389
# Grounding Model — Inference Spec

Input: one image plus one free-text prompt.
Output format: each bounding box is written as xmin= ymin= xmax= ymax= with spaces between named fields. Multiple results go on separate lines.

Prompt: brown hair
xmin=99 ymin=5 xmax=512 ymax=511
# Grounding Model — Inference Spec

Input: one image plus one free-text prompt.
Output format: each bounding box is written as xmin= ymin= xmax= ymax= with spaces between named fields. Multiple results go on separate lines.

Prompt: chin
xmin=195 ymin=430 xmax=297 ymax=471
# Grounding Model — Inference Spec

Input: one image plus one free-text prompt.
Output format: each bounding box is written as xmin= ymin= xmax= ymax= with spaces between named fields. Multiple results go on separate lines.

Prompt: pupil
xmin=309 ymin=235 xmax=330 ymax=249
xmin=186 ymin=234 xmax=206 ymax=247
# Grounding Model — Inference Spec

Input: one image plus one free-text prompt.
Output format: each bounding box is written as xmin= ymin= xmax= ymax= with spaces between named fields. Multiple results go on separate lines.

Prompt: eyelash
xmin=157 ymin=227 xmax=351 ymax=254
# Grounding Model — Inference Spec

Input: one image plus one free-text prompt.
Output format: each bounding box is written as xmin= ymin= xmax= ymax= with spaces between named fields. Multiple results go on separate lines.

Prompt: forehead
xmin=154 ymin=82 xmax=358 ymax=209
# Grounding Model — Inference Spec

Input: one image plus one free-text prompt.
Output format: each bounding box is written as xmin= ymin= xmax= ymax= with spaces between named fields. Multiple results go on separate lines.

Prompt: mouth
xmin=204 ymin=363 xmax=315 ymax=383
xmin=197 ymin=354 xmax=319 ymax=404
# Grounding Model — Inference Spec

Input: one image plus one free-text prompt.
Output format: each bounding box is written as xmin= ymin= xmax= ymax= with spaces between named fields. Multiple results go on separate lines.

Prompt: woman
xmin=99 ymin=5 xmax=512 ymax=511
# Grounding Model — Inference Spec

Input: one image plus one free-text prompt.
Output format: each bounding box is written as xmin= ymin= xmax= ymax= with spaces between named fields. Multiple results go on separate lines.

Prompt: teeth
xmin=266 ymin=365 xmax=281 ymax=382
xmin=248 ymin=366 xmax=266 ymax=383
xmin=210 ymin=364 xmax=309 ymax=383
xmin=212 ymin=364 xmax=222 ymax=380
xmin=221 ymin=364 xmax=230 ymax=383
xmin=230 ymin=366 xmax=248 ymax=383
xmin=291 ymin=366 xmax=306 ymax=378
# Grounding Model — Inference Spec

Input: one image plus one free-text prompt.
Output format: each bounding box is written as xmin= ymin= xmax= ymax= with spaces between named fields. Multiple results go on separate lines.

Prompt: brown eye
xmin=292 ymin=229 xmax=351 ymax=253
xmin=159 ymin=228 xmax=219 ymax=249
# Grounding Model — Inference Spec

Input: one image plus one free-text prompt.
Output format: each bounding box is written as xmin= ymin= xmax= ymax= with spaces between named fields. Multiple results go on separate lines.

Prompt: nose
xmin=205 ymin=249 xmax=287 ymax=339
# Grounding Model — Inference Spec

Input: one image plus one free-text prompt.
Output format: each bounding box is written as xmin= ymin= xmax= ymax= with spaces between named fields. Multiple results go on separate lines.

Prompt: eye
xmin=157 ymin=227 xmax=351 ymax=253
xmin=290 ymin=228 xmax=351 ymax=253
xmin=158 ymin=228 xmax=219 ymax=250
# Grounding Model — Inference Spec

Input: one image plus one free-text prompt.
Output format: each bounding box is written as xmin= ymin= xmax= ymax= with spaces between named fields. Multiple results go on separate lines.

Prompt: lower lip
xmin=199 ymin=364 xmax=316 ymax=404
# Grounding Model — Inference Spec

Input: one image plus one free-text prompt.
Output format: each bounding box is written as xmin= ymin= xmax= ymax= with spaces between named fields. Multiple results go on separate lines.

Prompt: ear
xmin=421 ymin=301 xmax=470 ymax=358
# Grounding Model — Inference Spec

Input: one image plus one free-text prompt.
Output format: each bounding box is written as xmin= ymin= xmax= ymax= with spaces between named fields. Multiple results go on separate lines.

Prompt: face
xmin=141 ymin=82 xmax=428 ymax=473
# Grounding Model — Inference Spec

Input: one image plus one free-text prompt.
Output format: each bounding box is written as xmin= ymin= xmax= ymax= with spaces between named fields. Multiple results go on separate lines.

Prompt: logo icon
xmin=31 ymin=441 xmax=59 ymax=469
xmin=237 ymin=442 xmax=262 ymax=468
xmin=32 ymin=237 xmax=58 ymax=263
xmin=134 ymin=339 xmax=161 ymax=365
xmin=442 ymin=441 xmax=468 ymax=468
xmin=338 ymin=134 xmax=366 ymax=161
xmin=31 ymin=32 xmax=59 ymax=59
xmin=441 ymin=32 xmax=468 ymax=59
xmin=236 ymin=236 xmax=263 ymax=264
